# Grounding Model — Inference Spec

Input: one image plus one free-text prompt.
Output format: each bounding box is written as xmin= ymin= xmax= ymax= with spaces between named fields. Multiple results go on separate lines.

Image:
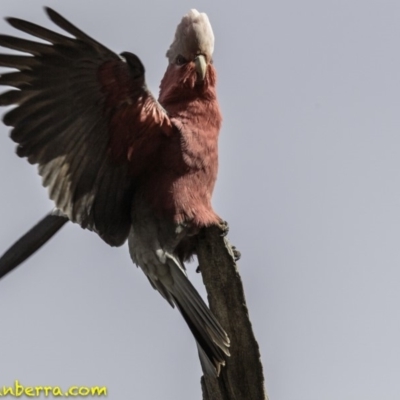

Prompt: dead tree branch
xmin=197 ymin=224 xmax=268 ymax=400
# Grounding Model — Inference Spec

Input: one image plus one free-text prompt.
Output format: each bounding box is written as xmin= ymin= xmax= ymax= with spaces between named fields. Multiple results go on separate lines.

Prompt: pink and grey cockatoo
xmin=0 ymin=8 xmax=230 ymax=375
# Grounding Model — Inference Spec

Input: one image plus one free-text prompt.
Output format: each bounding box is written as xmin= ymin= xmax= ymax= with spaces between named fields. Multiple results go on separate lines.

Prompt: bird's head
xmin=166 ymin=9 xmax=214 ymax=83
xmin=159 ymin=10 xmax=217 ymax=102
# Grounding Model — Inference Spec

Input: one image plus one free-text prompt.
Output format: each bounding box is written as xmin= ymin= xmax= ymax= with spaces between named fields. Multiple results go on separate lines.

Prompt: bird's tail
xmin=166 ymin=255 xmax=230 ymax=376
xmin=0 ymin=209 xmax=68 ymax=280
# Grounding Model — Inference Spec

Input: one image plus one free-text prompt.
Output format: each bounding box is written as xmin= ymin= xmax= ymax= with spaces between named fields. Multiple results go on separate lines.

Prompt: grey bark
xmin=196 ymin=224 xmax=268 ymax=400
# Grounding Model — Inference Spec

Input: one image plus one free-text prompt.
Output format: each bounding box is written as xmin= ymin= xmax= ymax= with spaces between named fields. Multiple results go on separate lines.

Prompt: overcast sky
xmin=1 ymin=1 xmax=400 ymax=399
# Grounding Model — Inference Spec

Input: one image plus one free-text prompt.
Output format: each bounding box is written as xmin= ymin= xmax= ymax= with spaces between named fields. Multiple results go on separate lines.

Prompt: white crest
xmin=166 ymin=9 xmax=215 ymax=63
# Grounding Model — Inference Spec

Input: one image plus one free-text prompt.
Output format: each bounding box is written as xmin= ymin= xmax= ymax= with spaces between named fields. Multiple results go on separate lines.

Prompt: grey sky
xmin=1 ymin=0 xmax=400 ymax=399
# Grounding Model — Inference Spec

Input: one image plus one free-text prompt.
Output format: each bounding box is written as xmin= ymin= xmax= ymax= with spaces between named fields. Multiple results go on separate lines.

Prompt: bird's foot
xmin=218 ymin=220 xmax=229 ymax=237
xmin=231 ymin=245 xmax=241 ymax=261
xmin=218 ymin=221 xmax=241 ymax=261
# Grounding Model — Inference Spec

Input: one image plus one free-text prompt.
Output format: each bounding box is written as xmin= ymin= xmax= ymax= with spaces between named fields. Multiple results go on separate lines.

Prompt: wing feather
xmin=0 ymin=8 xmax=174 ymax=246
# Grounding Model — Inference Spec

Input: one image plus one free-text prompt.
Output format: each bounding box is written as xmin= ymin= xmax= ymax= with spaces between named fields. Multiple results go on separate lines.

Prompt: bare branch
xmin=197 ymin=224 xmax=268 ymax=400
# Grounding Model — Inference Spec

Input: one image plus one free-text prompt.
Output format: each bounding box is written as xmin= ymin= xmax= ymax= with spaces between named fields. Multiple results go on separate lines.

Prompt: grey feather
xmin=0 ymin=8 xmax=135 ymax=246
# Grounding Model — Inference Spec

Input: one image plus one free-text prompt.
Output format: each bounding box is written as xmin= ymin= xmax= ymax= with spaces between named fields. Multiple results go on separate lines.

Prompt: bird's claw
xmin=218 ymin=221 xmax=241 ymax=261
xmin=231 ymin=246 xmax=241 ymax=261
xmin=218 ymin=220 xmax=229 ymax=237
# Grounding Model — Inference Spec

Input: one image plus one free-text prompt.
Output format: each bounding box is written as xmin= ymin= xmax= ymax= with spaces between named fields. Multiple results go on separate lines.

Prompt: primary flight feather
xmin=0 ymin=8 xmax=229 ymax=376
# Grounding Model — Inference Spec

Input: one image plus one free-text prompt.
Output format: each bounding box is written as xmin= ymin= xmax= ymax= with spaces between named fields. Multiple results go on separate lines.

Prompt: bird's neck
xmin=158 ymin=63 xmax=218 ymax=107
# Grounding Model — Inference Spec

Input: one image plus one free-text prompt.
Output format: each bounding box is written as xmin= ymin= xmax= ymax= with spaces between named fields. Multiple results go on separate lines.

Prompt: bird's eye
xmin=175 ymin=55 xmax=188 ymax=65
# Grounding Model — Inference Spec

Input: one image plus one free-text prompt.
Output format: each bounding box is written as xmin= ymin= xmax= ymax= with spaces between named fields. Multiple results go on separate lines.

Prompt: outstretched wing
xmin=0 ymin=8 xmax=173 ymax=246
xmin=0 ymin=209 xmax=68 ymax=279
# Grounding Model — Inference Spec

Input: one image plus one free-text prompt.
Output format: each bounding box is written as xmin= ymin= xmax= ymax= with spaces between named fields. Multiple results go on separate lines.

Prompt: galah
xmin=0 ymin=8 xmax=230 ymax=376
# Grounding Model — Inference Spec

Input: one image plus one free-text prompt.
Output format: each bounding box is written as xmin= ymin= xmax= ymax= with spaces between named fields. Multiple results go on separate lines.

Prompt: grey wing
xmin=0 ymin=209 xmax=68 ymax=279
xmin=0 ymin=8 xmax=171 ymax=246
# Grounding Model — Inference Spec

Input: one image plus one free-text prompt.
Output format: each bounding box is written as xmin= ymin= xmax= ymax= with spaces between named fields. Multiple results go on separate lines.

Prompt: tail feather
xmin=197 ymin=341 xmax=222 ymax=377
xmin=176 ymin=278 xmax=228 ymax=346
xmin=166 ymin=255 xmax=230 ymax=376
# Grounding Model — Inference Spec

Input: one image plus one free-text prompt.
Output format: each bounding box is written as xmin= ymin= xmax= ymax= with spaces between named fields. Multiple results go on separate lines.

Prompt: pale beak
xmin=195 ymin=55 xmax=207 ymax=82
